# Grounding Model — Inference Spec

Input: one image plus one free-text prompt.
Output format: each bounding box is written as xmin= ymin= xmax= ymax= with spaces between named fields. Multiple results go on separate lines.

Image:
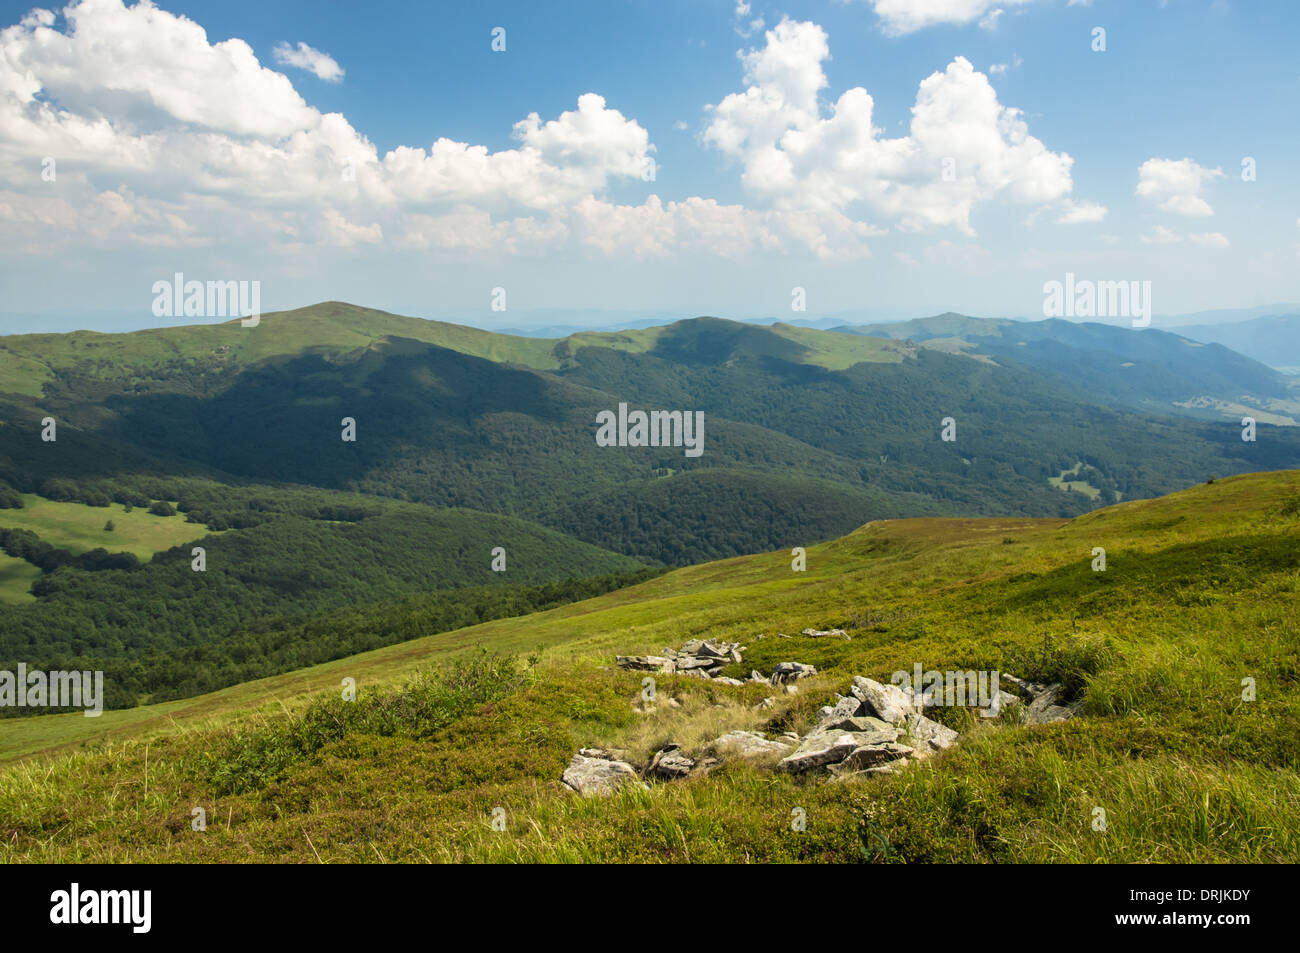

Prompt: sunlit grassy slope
xmin=0 ymin=302 xmax=914 ymax=399
xmin=1 ymin=470 xmax=1296 ymax=862
xmin=1 ymin=494 xmax=216 ymax=559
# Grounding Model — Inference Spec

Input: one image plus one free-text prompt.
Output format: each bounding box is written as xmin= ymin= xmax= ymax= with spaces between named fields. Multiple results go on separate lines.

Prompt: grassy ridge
xmin=0 ymin=470 xmax=1295 ymax=862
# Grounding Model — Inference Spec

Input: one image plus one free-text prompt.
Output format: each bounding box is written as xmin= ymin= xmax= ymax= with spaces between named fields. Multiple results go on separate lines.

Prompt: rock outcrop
xmin=616 ymin=639 xmax=744 ymax=678
xmin=562 ymin=752 xmax=647 ymax=796
xmin=584 ymin=632 xmax=1087 ymax=794
xmin=710 ymin=730 xmax=792 ymax=760
xmin=777 ymin=676 xmax=962 ymax=779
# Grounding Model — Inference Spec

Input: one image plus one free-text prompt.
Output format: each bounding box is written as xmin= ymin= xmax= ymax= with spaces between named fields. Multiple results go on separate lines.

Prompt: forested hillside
xmin=0 ymin=480 xmax=643 ymax=709
xmin=3 ymin=305 xmax=1295 ymax=568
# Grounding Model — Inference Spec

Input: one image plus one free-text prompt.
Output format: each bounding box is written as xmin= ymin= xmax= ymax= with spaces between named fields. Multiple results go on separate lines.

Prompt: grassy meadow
xmin=0 ymin=470 xmax=1296 ymax=863
xmin=1 ymin=494 xmax=213 ymax=560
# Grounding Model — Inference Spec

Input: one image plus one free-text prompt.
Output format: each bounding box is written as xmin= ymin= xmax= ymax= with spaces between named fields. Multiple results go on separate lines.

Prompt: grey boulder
xmin=562 ymin=754 xmax=647 ymax=796
xmin=851 ymin=676 xmax=916 ymax=724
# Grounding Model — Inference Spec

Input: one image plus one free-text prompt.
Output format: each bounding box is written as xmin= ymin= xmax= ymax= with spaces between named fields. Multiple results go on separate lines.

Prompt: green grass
xmin=1048 ymin=462 xmax=1102 ymax=500
xmin=0 ymin=494 xmax=216 ymax=559
xmin=0 ymin=552 xmax=40 ymax=603
xmin=0 ymin=470 xmax=1296 ymax=862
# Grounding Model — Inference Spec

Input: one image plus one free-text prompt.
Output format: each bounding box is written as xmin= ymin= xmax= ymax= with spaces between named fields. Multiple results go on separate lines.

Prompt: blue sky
xmin=2 ymin=0 xmax=1298 ymax=331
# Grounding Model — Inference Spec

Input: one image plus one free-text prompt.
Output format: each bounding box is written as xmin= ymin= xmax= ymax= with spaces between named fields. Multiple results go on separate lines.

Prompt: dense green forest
xmin=0 ymin=564 xmax=661 ymax=714
xmin=0 ymin=480 xmax=644 ymax=711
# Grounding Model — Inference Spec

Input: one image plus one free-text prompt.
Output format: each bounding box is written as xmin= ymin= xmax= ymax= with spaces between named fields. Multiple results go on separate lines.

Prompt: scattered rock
xmin=693 ymin=756 xmax=721 ymax=776
xmin=802 ymin=627 xmax=850 ymax=640
xmin=772 ymin=661 xmax=817 ymax=684
xmin=985 ymin=690 xmax=1019 ymax=718
xmin=837 ymin=742 xmax=914 ymax=772
xmin=616 ymin=639 xmax=746 ymax=681
xmin=648 ymin=745 xmax=695 ymax=781
xmin=712 ymin=730 xmax=792 ymax=759
xmin=606 ymin=644 xmax=1083 ymax=790
xmin=1026 ymin=689 xmax=1082 ymax=723
xmin=562 ymin=754 xmax=646 ymax=796
xmin=851 ymin=676 xmax=916 ymax=724
xmin=778 ymin=729 xmax=875 ymax=773
xmin=1002 ymin=673 xmax=1082 ymax=724
xmin=904 ymin=713 xmax=958 ymax=755
xmin=614 ymin=655 xmax=675 ymax=673
xmin=817 ymin=695 xmax=864 ymax=727
xmin=818 ymin=715 xmax=899 ymax=741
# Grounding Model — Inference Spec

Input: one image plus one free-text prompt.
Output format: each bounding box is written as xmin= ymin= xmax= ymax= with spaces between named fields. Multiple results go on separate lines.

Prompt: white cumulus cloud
xmin=703 ymin=18 xmax=1081 ymax=235
xmin=1136 ymin=157 xmax=1224 ymax=217
xmin=273 ymin=41 xmax=344 ymax=83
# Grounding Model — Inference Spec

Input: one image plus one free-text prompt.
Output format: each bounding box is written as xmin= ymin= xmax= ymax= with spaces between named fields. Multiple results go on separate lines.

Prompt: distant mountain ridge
xmin=2 ymin=302 xmax=1297 ymax=570
xmin=1166 ymin=313 xmax=1300 ymax=372
xmin=831 ymin=312 xmax=1300 ymax=425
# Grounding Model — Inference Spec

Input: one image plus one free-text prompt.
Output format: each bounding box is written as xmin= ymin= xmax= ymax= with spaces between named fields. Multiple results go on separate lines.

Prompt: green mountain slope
xmin=1 ymin=470 xmax=1295 ymax=863
xmin=3 ymin=303 xmax=1295 ymax=568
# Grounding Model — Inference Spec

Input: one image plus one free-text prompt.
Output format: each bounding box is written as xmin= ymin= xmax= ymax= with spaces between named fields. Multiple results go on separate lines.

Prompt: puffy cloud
xmin=1136 ymin=157 xmax=1223 ymax=217
xmin=273 ymin=41 xmax=344 ymax=83
xmin=379 ymin=93 xmax=651 ymax=212
xmin=704 ymin=19 xmax=1078 ymax=235
xmin=865 ymin=0 xmax=1037 ymax=37
xmin=2 ymin=0 xmax=317 ymax=138
xmin=0 ymin=2 xmax=1094 ymax=267
xmin=0 ymin=1 xmax=655 ymax=253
